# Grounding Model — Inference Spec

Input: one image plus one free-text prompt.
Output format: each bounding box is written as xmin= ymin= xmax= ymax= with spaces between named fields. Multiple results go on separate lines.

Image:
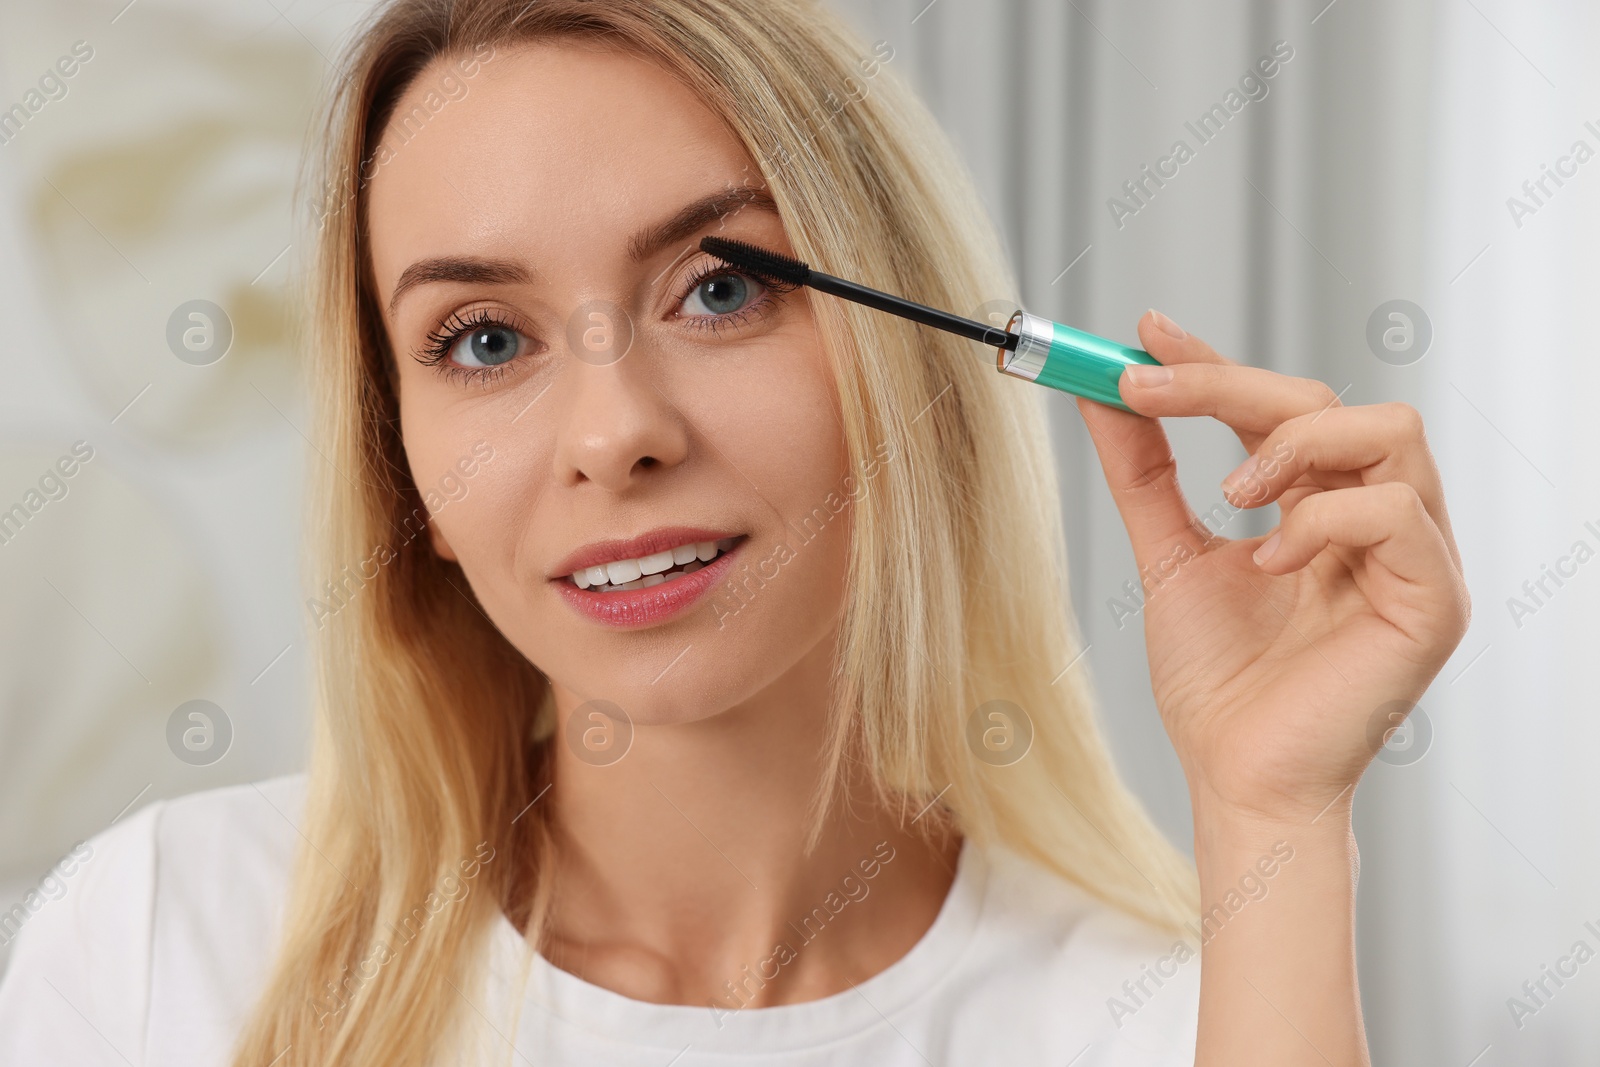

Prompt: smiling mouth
xmin=565 ymin=536 xmax=743 ymax=593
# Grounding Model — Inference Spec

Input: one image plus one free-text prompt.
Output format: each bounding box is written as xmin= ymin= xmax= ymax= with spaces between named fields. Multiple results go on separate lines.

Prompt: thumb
xmin=1074 ymin=394 xmax=1211 ymax=569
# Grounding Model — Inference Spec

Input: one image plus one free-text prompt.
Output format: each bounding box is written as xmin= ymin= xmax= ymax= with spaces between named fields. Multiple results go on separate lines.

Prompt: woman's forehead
xmin=365 ymin=44 xmax=756 ymax=285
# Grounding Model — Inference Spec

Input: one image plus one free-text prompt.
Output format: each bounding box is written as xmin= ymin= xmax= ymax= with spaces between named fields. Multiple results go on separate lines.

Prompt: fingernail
xmin=1221 ymin=454 xmax=1259 ymax=496
xmin=1252 ymin=532 xmax=1281 ymax=566
xmin=1148 ymin=309 xmax=1186 ymax=340
xmin=1125 ymin=364 xmax=1174 ymax=388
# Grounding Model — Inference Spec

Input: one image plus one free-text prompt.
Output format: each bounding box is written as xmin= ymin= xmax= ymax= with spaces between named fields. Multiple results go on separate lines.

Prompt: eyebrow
xmin=387 ymin=186 xmax=780 ymax=315
xmin=388 ymin=257 xmax=529 ymax=315
xmin=626 ymin=185 xmax=778 ymax=262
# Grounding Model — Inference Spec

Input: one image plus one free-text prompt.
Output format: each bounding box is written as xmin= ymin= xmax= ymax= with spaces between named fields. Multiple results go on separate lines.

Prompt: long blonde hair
xmin=234 ymin=1 xmax=1199 ymax=1062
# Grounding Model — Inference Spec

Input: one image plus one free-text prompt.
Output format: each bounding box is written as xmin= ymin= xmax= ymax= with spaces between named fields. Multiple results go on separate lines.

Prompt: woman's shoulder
xmin=142 ymin=772 xmax=308 ymax=919
xmin=0 ymin=773 xmax=307 ymax=1066
xmin=964 ymin=839 xmax=1200 ymax=1064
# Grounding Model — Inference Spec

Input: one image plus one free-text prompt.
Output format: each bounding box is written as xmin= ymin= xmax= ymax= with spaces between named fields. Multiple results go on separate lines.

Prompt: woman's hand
xmin=1076 ymin=308 xmax=1469 ymax=1067
xmin=1077 ymin=309 xmax=1470 ymax=826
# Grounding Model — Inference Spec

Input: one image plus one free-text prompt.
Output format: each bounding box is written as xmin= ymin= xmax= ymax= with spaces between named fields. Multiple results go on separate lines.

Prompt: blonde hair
xmin=233 ymin=1 xmax=1199 ymax=1063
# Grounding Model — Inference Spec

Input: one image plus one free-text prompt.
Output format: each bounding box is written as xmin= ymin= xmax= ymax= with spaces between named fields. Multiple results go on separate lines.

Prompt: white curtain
xmin=831 ymin=0 xmax=1600 ymax=1061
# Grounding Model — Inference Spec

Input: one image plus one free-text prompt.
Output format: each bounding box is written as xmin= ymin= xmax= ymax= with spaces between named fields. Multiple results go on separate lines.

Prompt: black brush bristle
xmin=699 ymin=236 xmax=812 ymax=287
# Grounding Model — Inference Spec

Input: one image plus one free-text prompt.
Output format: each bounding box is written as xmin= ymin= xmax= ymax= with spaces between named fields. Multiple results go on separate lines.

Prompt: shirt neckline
xmin=489 ymin=836 xmax=988 ymax=1054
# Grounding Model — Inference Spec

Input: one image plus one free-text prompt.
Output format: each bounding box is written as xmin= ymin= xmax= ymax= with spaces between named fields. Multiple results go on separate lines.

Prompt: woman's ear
xmin=428 ymin=519 xmax=458 ymax=561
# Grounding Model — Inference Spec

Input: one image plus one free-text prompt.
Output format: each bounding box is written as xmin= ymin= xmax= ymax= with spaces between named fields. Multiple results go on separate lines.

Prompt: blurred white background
xmin=1 ymin=0 xmax=1596 ymax=1063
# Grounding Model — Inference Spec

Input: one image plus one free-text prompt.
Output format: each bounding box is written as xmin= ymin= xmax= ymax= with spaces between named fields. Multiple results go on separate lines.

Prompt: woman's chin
xmin=545 ymin=669 xmax=760 ymax=735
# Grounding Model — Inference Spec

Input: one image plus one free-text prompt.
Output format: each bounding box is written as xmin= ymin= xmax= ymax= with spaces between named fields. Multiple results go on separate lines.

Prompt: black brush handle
xmin=700 ymin=235 xmax=1018 ymax=350
xmin=806 ymin=271 xmax=1018 ymax=350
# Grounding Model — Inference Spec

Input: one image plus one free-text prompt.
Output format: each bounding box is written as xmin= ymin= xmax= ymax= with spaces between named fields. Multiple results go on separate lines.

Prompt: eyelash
xmin=411 ymin=256 xmax=799 ymax=385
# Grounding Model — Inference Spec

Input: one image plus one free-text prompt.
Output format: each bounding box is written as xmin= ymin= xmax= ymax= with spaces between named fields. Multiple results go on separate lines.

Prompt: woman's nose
xmin=551 ymin=335 xmax=689 ymax=493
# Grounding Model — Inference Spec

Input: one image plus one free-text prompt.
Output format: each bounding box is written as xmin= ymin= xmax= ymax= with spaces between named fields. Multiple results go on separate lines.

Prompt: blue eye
xmin=451 ymin=323 xmax=522 ymax=367
xmin=681 ymin=271 xmax=762 ymax=317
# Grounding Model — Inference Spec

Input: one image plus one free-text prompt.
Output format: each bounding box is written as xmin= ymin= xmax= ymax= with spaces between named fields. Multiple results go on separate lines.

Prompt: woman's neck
xmin=530 ymin=633 xmax=962 ymax=1008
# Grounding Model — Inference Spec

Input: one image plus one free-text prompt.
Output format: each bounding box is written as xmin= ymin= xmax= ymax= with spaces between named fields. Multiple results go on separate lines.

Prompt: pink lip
xmin=553 ymin=538 xmax=744 ymax=629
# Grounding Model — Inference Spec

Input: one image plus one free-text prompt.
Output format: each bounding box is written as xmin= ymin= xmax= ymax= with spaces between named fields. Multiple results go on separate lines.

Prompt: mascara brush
xmin=699 ymin=235 xmax=1161 ymax=414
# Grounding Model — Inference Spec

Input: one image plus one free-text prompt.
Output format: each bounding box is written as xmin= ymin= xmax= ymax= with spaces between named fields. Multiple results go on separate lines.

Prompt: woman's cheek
xmin=684 ymin=336 xmax=846 ymax=489
xmin=713 ymin=355 xmax=850 ymax=590
xmin=398 ymin=403 xmax=514 ymax=567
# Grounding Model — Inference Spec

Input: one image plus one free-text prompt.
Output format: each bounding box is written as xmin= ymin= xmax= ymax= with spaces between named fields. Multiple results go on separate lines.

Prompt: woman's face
xmin=367 ymin=43 xmax=851 ymax=727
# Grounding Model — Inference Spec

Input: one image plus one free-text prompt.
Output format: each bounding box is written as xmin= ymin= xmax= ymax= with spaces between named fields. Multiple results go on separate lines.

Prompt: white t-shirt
xmin=0 ymin=775 xmax=1199 ymax=1065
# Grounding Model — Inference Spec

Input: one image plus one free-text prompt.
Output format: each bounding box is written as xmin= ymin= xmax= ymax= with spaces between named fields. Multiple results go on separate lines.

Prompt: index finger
xmin=1119 ymin=311 xmax=1343 ymax=450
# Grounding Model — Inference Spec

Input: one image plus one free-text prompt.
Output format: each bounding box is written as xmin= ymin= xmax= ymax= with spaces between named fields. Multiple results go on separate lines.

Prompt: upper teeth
xmin=571 ymin=538 xmax=735 ymax=590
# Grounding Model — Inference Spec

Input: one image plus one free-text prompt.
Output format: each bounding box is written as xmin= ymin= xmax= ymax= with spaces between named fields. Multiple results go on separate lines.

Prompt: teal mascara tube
xmin=995 ymin=310 xmax=1161 ymax=411
xmin=700 ymin=237 xmax=1160 ymax=414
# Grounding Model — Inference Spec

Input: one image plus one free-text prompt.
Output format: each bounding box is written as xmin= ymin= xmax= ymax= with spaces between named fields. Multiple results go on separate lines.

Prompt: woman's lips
xmin=552 ymin=538 xmax=744 ymax=628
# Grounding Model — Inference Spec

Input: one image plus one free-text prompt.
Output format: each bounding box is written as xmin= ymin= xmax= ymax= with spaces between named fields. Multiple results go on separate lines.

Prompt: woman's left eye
xmin=679 ymin=271 xmax=765 ymax=318
xmin=450 ymin=323 xmax=524 ymax=368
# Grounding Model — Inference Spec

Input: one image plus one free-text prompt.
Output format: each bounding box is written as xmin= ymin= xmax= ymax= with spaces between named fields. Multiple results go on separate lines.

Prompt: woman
xmin=0 ymin=0 xmax=1468 ymax=1064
